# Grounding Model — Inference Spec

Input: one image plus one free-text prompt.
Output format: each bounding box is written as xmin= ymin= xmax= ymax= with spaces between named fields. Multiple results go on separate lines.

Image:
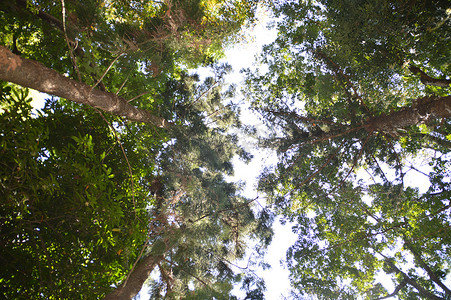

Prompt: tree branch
xmin=379 ymin=253 xmax=445 ymax=300
xmin=0 ymin=46 xmax=174 ymax=128
xmin=403 ymin=240 xmax=451 ymax=296
xmin=375 ymin=278 xmax=408 ymax=300
xmin=409 ymin=66 xmax=451 ymax=88
xmin=365 ymin=95 xmax=451 ymax=133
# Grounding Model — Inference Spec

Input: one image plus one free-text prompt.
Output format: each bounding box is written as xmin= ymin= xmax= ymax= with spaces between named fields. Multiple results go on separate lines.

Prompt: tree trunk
xmin=0 ymin=45 xmax=172 ymax=128
xmin=103 ymin=254 xmax=164 ymax=300
xmin=366 ymin=95 xmax=451 ymax=134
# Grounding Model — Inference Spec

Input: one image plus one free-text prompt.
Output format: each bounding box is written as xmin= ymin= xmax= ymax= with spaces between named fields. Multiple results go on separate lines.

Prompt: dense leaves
xmin=246 ymin=0 xmax=451 ymax=299
xmin=0 ymin=84 xmax=152 ymax=298
xmin=0 ymin=0 xmax=271 ymax=299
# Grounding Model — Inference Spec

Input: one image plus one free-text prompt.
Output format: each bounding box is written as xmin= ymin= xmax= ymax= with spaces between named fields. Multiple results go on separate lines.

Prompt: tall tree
xmin=0 ymin=0 xmax=271 ymax=298
xmin=0 ymin=68 xmax=272 ymax=299
xmin=245 ymin=0 xmax=451 ymax=298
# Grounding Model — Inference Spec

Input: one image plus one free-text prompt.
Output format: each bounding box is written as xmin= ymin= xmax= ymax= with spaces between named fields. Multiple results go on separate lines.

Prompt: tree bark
xmin=103 ymin=254 xmax=164 ymax=300
xmin=366 ymin=95 xmax=451 ymax=134
xmin=0 ymin=45 xmax=172 ymax=128
xmin=409 ymin=66 xmax=451 ymax=88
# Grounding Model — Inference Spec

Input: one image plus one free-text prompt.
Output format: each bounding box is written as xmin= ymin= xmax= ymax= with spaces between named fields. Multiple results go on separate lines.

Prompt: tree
xmin=0 ymin=0 xmax=272 ymax=298
xmin=0 ymin=69 xmax=272 ymax=299
xmin=0 ymin=84 xmax=155 ymax=298
xmin=0 ymin=0 xmax=259 ymax=126
xmin=245 ymin=0 xmax=451 ymax=298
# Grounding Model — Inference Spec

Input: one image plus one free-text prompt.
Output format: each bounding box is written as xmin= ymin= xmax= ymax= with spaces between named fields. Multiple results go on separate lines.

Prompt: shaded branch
xmin=409 ymin=66 xmax=451 ymax=88
xmin=380 ymin=254 xmax=445 ymax=300
xmin=375 ymin=278 xmax=408 ymax=300
xmin=403 ymin=240 xmax=451 ymax=296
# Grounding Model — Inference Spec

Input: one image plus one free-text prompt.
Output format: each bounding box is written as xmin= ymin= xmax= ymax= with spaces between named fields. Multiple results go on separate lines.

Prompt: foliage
xmin=0 ymin=0 xmax=271 ymax=298
xmin=246 ymin=0 xmax=451 ymax=299
xmin=0 ymin=83 xmax=153 ymax=298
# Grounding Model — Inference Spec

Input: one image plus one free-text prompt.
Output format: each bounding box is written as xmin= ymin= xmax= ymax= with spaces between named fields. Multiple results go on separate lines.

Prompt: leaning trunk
xmin=103 ymin=254 xmax=164 ymax=300
xmin=366 ymin=95 xmax=451 ymax=133
xmin=0 ymin=45 xmax=172 ymax=128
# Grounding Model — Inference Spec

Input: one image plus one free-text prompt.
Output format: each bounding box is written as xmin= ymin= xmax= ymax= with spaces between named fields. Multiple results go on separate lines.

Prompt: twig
xmin=192 ymin=197 xmax=259 ymax=223
xmin=314 ymin=49 xmax=371 ymax=114
xmin=94 ymin=109 xmax=137 ymax=213
xmin=91 ymin=53 xmax=124 ymax=91
xmin=61 ymin=0 xmax=81 ymax=82
xmin=121 ymin=235 xmax=151 ymax=288
xmin=116 ymin=75 xmax=130 ymax=95
xmin=163 ymin=258 xmax=210 ymax=287
xmin=127 ymin=91 xmax=149 ymax=103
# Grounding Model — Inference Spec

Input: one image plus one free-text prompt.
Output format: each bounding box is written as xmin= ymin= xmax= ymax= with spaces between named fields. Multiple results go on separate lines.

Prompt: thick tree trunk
xmin=366 ymin=95 xmax=451 ymax=134
xmin=103 ymin=254 xmax=164 ymax=300
xmin=0 ymin=45 xmax=172 ymax=128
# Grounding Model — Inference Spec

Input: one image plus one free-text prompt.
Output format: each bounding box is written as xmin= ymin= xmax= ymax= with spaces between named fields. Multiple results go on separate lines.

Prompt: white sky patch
xmin=29 ymin=88 xmax=48 ymax=111
xmin=223 ymin=6 xmax=299 ymax=299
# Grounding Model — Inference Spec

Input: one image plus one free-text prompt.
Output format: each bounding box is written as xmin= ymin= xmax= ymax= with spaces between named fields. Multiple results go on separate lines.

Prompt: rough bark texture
xmin=0 ymin=45 xmax=172 ymax=128
xmin=366 ymin=95 xmax=451 ymax=133
xmin=103 ymin=254 xmax=164 ymax=300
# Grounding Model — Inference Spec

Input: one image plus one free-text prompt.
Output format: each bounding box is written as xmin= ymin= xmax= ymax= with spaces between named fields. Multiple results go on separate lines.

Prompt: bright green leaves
xmin=0 ymin=85 xmax=151 ymax=299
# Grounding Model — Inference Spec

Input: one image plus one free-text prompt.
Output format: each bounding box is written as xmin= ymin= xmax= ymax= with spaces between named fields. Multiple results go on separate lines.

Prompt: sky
xmin=223 ymin=8 xmax=304 ymax=299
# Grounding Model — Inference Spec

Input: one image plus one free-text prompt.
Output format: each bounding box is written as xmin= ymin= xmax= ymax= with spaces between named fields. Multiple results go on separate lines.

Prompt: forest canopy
xmin=0 ymin=0 xmax=450 ymax=299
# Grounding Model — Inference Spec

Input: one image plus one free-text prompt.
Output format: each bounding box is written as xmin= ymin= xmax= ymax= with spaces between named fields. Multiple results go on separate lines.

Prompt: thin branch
xmin=116 ymin=76 xmax=129 ymax=95
xmin=403 ymin=238 xmax=451 ymax=296
xmin=127 ymin=92 xmax=150 ymax=103
xmin=191 ymin=197 xmax=259 ymax=223
xmin=335 ymin=134 xmax=371 ymax=193
xmin=290 ymin=140 xmax=345 ymax=191
xmin=61 ymin=0 xmax=81 ymax=82
xmin=370 ymin=151 xmax=390 ymax=183
xmin=91 ymin=53 xmax=125 ymax=91
xmin=378 ymin=253 xmax=445 ymax=300
xmin=314 ymin=49 xmax=371 ymax=113
xmin=263 ymin=108 xmax=338 ymax=126
xmin=374 ymin=278 xmax=408 ymax=300
xmin=162 ymin=258 xmax=210 ymax=287
xmin=189 ymin=79 xmax=219 ymax=109
xmin=283 ymin=124 xmax=365 ymax=152
xmin=381 ymin=133 xmax=405 ymax=181
xmin=94 ymin=109 xmax=136 ymax=213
